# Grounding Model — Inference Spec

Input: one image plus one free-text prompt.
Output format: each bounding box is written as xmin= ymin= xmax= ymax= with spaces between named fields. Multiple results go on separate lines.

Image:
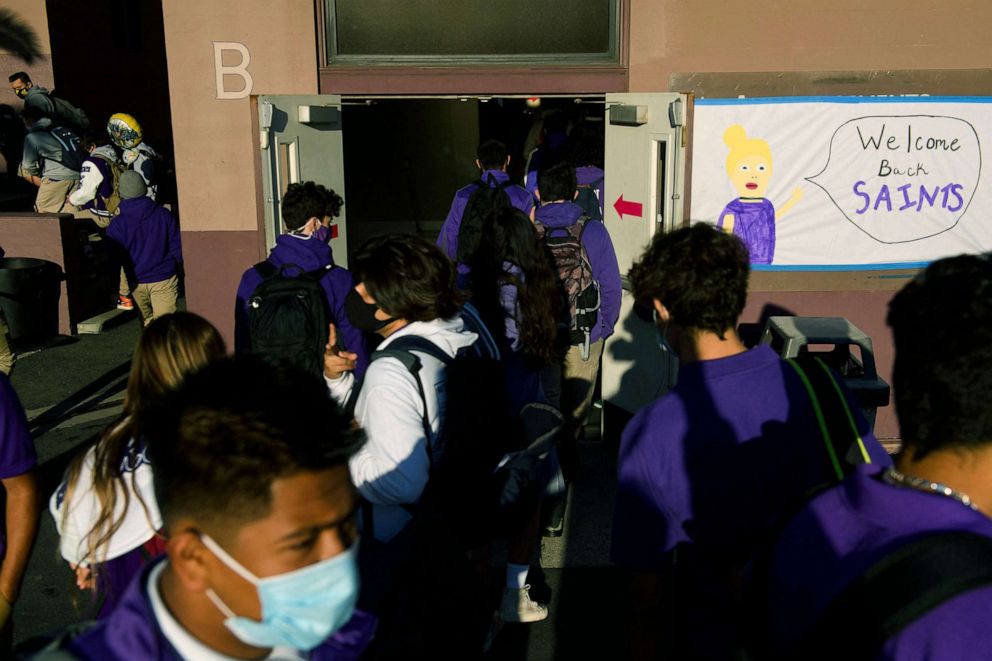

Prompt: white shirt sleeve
xmin=347 ymin=361 xmax=432 ymax=507
xmin=68 ymin=158 xmax=104 ymax=207
xmin=325 ymin=371 xmax=355 ymax=406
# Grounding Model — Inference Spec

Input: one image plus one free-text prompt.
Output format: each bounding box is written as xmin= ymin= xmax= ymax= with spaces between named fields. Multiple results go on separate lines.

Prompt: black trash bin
xmin=0 ymin=257 xmax=62 ymax=344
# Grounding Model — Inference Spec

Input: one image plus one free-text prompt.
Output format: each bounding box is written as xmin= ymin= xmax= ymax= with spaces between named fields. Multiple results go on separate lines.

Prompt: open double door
xmin=255 ymin=92 xmax=690 ymax=429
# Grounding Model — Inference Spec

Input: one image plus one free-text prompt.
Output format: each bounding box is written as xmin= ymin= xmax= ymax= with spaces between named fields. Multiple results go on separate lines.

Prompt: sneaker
xmin=542 ymin=491 xmax=567 ymax=538
xmin=499 ymin=585 xmax=548 ymax=623
xmin=117 ymin=294 xmax=134 ymax=311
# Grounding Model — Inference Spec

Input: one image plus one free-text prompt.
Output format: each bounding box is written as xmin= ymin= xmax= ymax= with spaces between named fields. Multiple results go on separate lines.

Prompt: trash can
xmin=0 ymin=257 xmax=62 ymax=344
xmin=760 ymin=316 xmax=890 ymax=431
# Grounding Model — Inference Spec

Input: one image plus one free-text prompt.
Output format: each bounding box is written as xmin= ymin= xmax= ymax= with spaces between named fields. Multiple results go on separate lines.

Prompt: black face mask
xmin=346 ymin=289 xmax=397 ymax=333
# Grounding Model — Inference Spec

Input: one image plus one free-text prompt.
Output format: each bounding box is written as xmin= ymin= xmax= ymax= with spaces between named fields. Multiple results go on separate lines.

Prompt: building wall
xmin=160 ymin=0 xmax=319 ymax=346
xmin=0 ymin=2 xmax=53 ymax=93
xmin=628 ymin=0 xmax=992 ymax=91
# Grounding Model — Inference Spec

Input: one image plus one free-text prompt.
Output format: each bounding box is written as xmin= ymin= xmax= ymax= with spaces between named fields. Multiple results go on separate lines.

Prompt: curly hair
xmin=352 ymin=234 xmax=464 ymax=322
xmin=470 ymin=208 xmax=560 ymax=366
xmin=887 ymin=254 xmax=992 ymax=459
xmin=628 ymin=223 xmax=749 ymax=338
xmin=282 ymin=181 xmax=342 ymax=230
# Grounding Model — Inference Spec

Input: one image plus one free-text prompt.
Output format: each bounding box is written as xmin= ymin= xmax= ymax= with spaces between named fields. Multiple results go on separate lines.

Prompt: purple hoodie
xmin=64 ymin=558 xmax=377 ymax=660
xmin=105 ymin=197 xmax=181 ymax=284
xmin=235 ymin=233 xmax=369 ymax=377
xmin=534 ymin=201 xmax=621 ymax=344
xmin=437 ymin=169 xmax=534 ymax=263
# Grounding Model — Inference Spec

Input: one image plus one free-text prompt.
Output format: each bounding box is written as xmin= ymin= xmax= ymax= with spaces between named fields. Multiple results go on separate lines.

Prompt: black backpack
xmin=247 ymin=261 xmax=330 ymax=379
xmin=456 ymin=174 xmax=514 ymax=264
xmin=368 ymin=303 xmax=558 ymax=547
xmin=47 ymin=125 xmax=84 ymax=171
xmin=536 ymin=217 xmax=601 ymax=357
xmin=51 ymin=94 xmax=90 ymax=134
xmin=575 ymin=176 xmax=604 ymax=221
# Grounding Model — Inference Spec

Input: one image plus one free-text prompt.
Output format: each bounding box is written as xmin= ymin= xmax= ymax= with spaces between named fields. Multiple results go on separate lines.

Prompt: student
xmin=324 ymin=234 xmax=475 ymax=544
xmin=8 ymin=71 xmax=89 ymax=134
xmin=68 ymin=131 xmax=123 ymax=226
xmin=45 ymin=356 xmax=374 ymax=659
xmin=235 ymin=181 xmax=367 ymax=377
xmin=524 ymin=110 xmax=570 ymax=199
xmin=51 ymin=312 xmax=225 ymax=618
xmin=436 ymin=139 xmax=534 ymax=269
xmin=611 ymin=223 xmax=890 ymax=660
xmin=105 ymin=171 xmax=181 ymax=325
xmin=761 ymin=254 xmax=992 ymax=659
xmin=107 ymin=113 xmax=160 ymax=202
xmin=567 ymin=122 xmax=606 ymax=220
xmin=534 ymin=161 xmax=621 ymax=508
xmin=18 ymin=104 xmax=81 ymax=214
xmin=0 ymin=372 xmax=39 ymax=653
xmin=470 ymin=207 xmax=561 ymax=622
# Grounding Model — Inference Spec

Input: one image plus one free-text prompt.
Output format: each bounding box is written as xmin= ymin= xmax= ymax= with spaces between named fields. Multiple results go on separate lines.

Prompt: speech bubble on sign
xmin=806 ymin=115 xmax=981 ymax=244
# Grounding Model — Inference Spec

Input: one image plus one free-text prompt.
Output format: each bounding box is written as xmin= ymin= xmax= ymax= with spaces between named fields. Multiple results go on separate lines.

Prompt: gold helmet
xmin=107 ymin=113 xmax=143 ymax=149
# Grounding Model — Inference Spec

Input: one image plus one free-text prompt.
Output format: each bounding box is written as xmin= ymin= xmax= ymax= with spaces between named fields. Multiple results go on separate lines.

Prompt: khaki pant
xmin=34 ymin=178 xmax=79 ymax=214
xmin=562 ymin=338 xmax=604 ymax=432
xmin=133 ymin=275 xmax=178 ymax=326
xmin=0 ymin=311 xmax=12 ymax=375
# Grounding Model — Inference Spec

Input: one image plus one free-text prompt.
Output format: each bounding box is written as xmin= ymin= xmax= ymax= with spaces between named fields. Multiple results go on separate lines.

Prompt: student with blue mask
xmin=42 ymin=356 xmax=375 ymax=660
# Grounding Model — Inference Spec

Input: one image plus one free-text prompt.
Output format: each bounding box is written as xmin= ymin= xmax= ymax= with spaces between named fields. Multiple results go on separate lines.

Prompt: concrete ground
xmin=8 ymin=307 xmax=627 ymax=660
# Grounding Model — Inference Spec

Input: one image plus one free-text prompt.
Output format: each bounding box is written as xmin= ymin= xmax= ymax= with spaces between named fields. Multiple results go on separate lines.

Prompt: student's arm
xmin=438 ymin=191 xmax=467 ymax=261
xmin=19 ymin=138 xmax=41 ymax=183
xmin=585 ymin=222 xmax=623 ymax=340
xmin=67 ymin=159 xmax=102 ymax=207
xmin=0 ymin=470 xmax=39 ymax=623
xmin=328 ymin=275 xmax=369 ymax=378
xmin=348 ymin=369 xmax=432 ymax=506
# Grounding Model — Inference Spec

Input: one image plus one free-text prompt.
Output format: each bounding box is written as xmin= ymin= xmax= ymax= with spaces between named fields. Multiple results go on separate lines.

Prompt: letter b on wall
xmin=213 ymin=42 xmax=253 ymax=100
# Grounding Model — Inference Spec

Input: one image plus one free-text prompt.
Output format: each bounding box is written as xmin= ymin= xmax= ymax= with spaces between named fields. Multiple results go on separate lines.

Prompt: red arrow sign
xmin=614 ymin=195 xmax=643 ymax=220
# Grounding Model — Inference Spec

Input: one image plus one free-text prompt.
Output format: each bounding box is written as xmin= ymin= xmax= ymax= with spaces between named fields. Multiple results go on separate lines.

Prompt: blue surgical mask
xmin=201 ymin=534 xmax=359 ymax=651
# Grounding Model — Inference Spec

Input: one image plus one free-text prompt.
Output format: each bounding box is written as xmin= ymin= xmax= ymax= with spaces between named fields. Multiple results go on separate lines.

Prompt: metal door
xmin=257 ymin=94 xmax=349 ymax=266
xmin=601 ymin=92 xmax=691 ymax=422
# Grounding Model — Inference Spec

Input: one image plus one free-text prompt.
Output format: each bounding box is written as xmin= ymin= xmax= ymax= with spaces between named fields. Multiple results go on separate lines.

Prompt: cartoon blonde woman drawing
xmin=717 ymin=125 xmax=803 ymax=264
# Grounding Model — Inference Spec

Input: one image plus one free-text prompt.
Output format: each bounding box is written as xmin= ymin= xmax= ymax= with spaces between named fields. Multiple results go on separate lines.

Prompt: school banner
xmin=690 ymin=97 xmax=992 ymax=269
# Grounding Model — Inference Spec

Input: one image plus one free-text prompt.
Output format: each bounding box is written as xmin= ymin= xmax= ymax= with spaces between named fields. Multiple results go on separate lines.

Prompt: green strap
xmin=786 ymin=357 xmax=871 ymax=481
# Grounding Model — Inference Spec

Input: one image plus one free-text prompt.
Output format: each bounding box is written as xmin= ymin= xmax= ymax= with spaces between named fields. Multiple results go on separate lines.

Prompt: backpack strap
xmin=252 ymin=260 xmax=278 ymax=279
xmin=370 ymin=335 xmax=452 ymax=464
xmin=786 ymin=356 xmax=872 ymax=480
xmin=253 ymin=260 xmax=329 ymax=281
xmin=793 ymin=531 xmax=992 ymax=659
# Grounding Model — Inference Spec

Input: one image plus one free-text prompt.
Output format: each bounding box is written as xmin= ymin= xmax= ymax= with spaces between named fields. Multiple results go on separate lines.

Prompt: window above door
xmin=322 ymin=0 xmax=621 ymax=66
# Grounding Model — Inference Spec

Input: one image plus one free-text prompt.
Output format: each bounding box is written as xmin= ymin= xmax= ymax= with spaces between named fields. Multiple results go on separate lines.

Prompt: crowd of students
xmin=0 ymin=97 xmax=990 ymax=660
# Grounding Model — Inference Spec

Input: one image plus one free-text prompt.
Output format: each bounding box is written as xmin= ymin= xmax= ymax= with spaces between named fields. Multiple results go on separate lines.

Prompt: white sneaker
xmin=500 ymin=585 xmax=548 ymax=623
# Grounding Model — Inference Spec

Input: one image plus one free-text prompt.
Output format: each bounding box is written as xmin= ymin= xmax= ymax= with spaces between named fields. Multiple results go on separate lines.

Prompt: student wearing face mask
xmin=235 ymin=181 xmax=368 ymax=377
xmin=611 ymin=223 xmax=890 ymax=661
xmin=38 ymin=356 xmax=375 ymax=660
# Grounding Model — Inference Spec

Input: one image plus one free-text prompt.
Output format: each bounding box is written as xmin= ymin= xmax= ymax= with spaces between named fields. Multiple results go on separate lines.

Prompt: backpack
xmin=47 ymin=125 xmax=84 ymax=172
xmin=779 ymin=531 xmax=992 ymax=661
xmin=368 ymin=303 xmax=559 ymax=547
xmin=50 ymin=94 xmax=90 ymax=134
xmin=535 ymin=217 xmax=601 ymax=358
xmin=575 ymin=176 xmax=604 ymax=221
xmin=247 ymin=261 xmax=330 ymax=379
xmin=89 ymin=152 xmax=124 ymax=215
xmin=456 ymin=174 xmax=514 ymax=264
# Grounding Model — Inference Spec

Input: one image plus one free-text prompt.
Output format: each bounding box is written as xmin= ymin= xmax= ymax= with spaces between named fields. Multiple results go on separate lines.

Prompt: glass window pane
xmin=331 ymin=0 xmax=614 ymax=58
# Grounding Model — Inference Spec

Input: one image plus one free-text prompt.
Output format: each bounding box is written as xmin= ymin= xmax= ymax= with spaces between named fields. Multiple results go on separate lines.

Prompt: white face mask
xmin=200 ymin=534 xmax=360 ymax=651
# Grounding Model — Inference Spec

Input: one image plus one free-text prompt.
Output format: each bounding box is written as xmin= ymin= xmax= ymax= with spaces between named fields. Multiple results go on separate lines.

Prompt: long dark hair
xmin=470 ymin=208 xmax=560 ymax=366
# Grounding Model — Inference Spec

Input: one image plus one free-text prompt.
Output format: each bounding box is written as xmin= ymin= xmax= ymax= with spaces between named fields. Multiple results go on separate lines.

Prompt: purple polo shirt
xmin=611 ymin=345 xmax=890 ymax=656
xmin=766 ymin=463 xmax=992 ymax=659
xmin=0 ymin=374 xmax=38 ymax=559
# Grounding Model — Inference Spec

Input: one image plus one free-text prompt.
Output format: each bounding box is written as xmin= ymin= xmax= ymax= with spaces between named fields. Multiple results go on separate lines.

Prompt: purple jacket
xmin=64 ymin=558 xmax=377 ymax=660
xmin=0 ymin=374 xmax=37 ymax=561
xmin=767 ymin=463 xmax=992 ymax=659
xmin=437 ymin=169 xmax=534 ymax=263
xmin=105 ymin=197 xmax=181 ymax=284
xmin=235 ymin=233 xmax=369 ymax=377
xmin=534 ymin=201 xmax=621 ymax=344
